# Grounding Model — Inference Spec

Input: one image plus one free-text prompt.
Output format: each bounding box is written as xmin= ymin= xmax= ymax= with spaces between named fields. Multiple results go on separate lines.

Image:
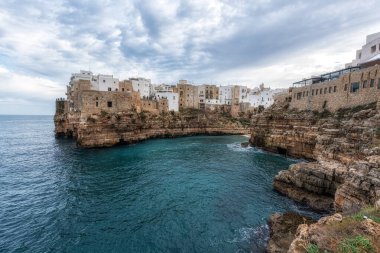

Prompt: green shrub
xmin=351 ymin=206 xmax=380 ymax=223
xmin=338 ymin=235 xmax=375 ymax=253
xmin=306 ymin=243 xmax=320 ymax=253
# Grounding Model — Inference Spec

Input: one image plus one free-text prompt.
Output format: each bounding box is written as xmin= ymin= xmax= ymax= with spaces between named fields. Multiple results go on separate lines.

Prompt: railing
xmin=292 ymin=66 xmax=361 ymax=87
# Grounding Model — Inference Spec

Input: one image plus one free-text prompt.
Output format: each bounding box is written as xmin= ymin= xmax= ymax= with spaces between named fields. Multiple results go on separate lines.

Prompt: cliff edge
xmin=55 ymin=108 xmax=250 ymax=147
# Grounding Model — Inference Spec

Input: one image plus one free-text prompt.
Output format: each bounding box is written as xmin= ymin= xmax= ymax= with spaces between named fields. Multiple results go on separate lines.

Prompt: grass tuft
xmin=306 ymin=243 xmax=320 ymax=253
xmin=338 ymin=235 xmax=375 ymax=253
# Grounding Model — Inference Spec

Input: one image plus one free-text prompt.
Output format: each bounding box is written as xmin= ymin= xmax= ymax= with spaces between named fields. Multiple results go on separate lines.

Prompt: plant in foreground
xmin=338 ymin=235 xmax=375 ymax=253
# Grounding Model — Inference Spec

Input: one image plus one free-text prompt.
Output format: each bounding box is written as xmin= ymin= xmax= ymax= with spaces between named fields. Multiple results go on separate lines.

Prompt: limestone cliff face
xmin=55 ymin=109 xmax=250 ymax=147
xmin=249 ymin=103 xmax=380 ymax=213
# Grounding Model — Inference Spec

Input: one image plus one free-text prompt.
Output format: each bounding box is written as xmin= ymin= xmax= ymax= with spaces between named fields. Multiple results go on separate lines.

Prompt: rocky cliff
xmin=250 ymin=102 xmax=380 ymax=214
xmin=54 ymin=108 xmax=250 ymax=147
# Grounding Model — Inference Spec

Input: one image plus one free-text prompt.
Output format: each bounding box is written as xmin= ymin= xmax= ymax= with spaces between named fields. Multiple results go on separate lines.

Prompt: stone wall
xmin=290 ymin=65 xmax=380 ymax=112
xmin=141 ymin=98 xmax=168 ymax=114
xmin=77 ymin=90 xmax=135 ymax=115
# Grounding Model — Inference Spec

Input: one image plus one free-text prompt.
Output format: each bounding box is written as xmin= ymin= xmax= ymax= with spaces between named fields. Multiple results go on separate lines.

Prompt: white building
xmin=237 ymin=85 xmax=248 ymax=103
xmin=247 ymin=84 xmax=285 ymax=108
xmin=130 ymin=77 xmax=152 ymax=98
xmin=347 ymin=32 xmax=380 ymax=67
xmin=70 ymin=70 xmax=92 ymax=84
xmin=69 ymin=70 xmax=120 ymax=91
xmin=91 ymin=74 xmax=119 ymax=91
xmin=155 ymin=91 xmax=179 ymax=112
xmin=219 ymin=85 xmax=233 ymax=105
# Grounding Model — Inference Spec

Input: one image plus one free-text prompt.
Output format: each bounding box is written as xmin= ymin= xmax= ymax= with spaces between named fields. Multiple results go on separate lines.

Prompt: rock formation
xmin=250 ymin=103 xmax=380 ymax=214
xmin=55 ymin=108 xmax=250 ymax=147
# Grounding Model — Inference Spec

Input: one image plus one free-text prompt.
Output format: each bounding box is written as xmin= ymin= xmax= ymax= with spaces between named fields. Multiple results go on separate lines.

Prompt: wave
xmin=226 ymin=143 xmax=264 ymax=153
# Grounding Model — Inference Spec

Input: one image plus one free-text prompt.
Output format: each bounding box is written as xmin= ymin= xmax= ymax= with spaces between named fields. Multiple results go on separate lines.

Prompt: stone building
xmin=232 ymin=85 xmax=248 ymax=104
xmin=119 ymin=80 xmax=133 ymax=92
xmin=177 ymin=80 xmax=198 ymax=110
xmin=290 ymin=65 xmax=380 ymax=112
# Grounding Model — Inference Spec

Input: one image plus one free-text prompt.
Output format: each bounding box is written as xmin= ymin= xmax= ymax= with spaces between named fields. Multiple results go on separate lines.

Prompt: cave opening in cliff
xmin=277 ymin=147 xmax=287 ymax=155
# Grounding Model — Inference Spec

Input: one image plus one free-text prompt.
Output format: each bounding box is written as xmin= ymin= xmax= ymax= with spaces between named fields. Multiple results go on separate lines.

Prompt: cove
xmin=0 ymin=115 xmax=318 ymax=253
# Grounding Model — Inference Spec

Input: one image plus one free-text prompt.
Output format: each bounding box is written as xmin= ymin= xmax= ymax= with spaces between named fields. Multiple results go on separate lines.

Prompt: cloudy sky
xmin=1 ymin=0 xmax=380 ymax=115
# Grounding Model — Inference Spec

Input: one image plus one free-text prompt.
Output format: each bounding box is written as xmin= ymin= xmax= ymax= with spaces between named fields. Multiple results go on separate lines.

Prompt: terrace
xmin=293 ymin=66 xmax=360 ymax=87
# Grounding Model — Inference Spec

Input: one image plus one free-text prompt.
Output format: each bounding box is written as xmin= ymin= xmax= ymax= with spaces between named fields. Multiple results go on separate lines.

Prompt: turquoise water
xmin=0 ymin=115 xmax=317 ymax=253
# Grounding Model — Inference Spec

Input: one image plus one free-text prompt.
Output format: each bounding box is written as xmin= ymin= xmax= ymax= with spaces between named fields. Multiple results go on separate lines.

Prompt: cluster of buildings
xmin=287 ymin=32 xmax=380 ymax=112
xmin=64 ymin=70 xmax=284 ymax=115
xmin=58 ymin=33 xmax=380 ymax=117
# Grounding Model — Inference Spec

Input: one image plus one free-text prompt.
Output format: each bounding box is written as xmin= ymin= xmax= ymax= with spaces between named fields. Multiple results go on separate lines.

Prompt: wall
xmin=77 ymin=90 xmax=135 ymax=115
xmin=155 ymin=92 xmax=179 ymax=111
xmin=119 ymin=80 xmax=133 ymax=92
xmin=130 ymin=78 xmax=151 ymax=98
xmin=178 ymin=83 xmax=198 ymax=109
xmin=219 ymin=85 xmax=233 ymax=105
xmin=92 ymin=74 xmax=119 ymax=91
xmin=290 ymin=65 xmax=380 ymax=112
xmin=141 ymin=99 xmax=168 ymax=114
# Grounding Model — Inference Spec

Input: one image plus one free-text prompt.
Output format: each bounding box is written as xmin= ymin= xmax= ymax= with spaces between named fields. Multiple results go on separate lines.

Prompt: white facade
xmin=219 ymin=85 xmax=233 ymax=105
xmin=130 ymin=78 xmax=152 ymax=98
xmin=247 ymin=88 xmax=285 ymax=108
xmin=155 ymin=91 xmax=179 ymax=112
xmin=69 ymin=70 xmax=120 ymax=92
xmin=91 ymin=74 xmax=119 ymax=91
xmin=347 ymin=32 xmax=380 ymax=67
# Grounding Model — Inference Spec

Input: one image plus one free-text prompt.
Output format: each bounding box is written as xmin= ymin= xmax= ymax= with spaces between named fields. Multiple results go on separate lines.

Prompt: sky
xmin=1 ymin=0 xmax=380 ymax=115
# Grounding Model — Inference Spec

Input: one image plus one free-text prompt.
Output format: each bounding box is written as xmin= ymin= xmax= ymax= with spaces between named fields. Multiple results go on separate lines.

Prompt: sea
xmin=0 ymin=115 xmax=318 ymax=253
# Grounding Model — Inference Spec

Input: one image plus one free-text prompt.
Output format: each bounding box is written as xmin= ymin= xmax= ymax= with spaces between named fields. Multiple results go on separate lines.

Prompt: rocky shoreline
xmin=248 ymin=102 xmax=380 ymax=252
xmin=54 ymin=109 xmax=250 ymax=147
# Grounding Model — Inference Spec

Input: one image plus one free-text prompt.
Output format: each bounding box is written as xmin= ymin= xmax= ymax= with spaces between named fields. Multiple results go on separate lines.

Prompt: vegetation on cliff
xmin=268 ymin=205 xmax=380 ymax=253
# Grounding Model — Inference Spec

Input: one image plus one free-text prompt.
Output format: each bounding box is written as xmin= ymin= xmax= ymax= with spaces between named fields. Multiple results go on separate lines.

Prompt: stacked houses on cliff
xmin=59 ymin=70 xmax=282 ymax=117
xmin=57 ymin=33 xmax=380 ymax=117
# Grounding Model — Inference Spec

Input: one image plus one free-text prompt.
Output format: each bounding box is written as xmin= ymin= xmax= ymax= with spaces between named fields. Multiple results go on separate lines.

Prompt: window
xmin=107 ymin=101 xmax=113 ymax=107
xmin=324 ymin=87 xmax=327 ymax=94
xmin=122 ymin=88 xmax=125 ymax=91
xmin=344 ymin=84 xmax=348 ymax=91
xmin=96 ymin=102 xmax=98 ymax=107
xmin=334 ymin=86 xmax=337 ymax=92
xmin=378 ymin=78 xmax=380 ymax=89
xmin=108 ymin=87 xmax=111 ymax=91
xmin=96 ymin=97 xmax=98 ymax=100
xmin=296 ymin=92 xmax=302 ymax=100
xmin=316 ymin=89 xmax=319 ymax=95
xmin=320 ymin=88 xmax=322 ymax=94
xmin=350 ymin=82 xmax=360 ymax=93
xmin=370 ymin=79 xmax=375 ymax=87
xmin=329 ymin=87 xmax=332 ymax=93
xmin=312 ymin=89 xmax=314 ymax=96
xmin=362 ymin=80 xmax=367 ymax=88
xmin=371 ymin=45 xmax=376 ymax=53
xmin=302 ymin=91 xmax=305 ymax=97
